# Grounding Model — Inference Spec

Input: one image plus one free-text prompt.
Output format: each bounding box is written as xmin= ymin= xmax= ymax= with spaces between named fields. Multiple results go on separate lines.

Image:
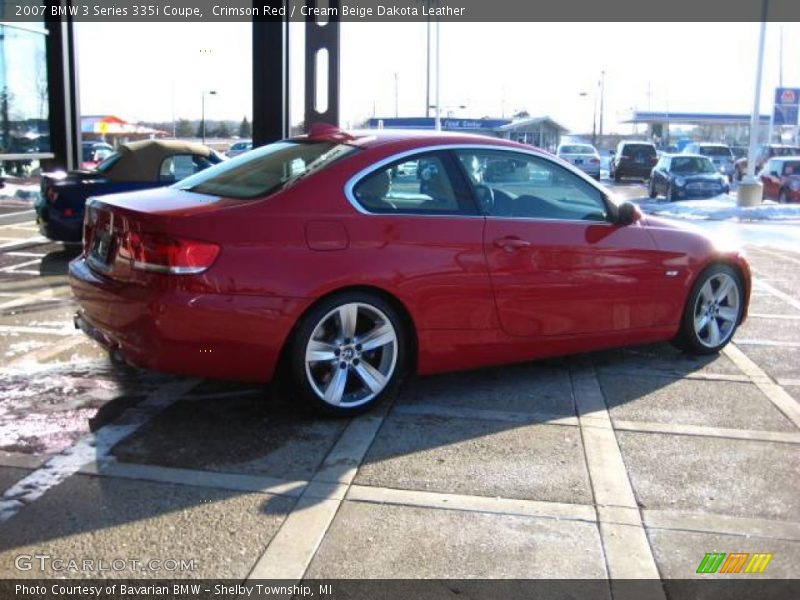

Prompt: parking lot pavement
xmin=0 ymin=215 xmax=798 ymax=588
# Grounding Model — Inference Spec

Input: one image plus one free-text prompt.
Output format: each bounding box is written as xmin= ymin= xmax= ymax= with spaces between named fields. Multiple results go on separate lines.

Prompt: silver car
xmin=556 ymin=143 xmax=601 ymax=180
xmin=682 ymin=143 xmax=735 ymax=179
xmin=226 ymin=140 xmax=253 ymax=158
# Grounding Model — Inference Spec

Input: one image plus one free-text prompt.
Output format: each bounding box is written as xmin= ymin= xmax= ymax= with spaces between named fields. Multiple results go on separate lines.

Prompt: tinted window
xmin=559 ymin=145 xmax=595 ymax=155
xmin=175 ymin=141 xmax=356 ymax=199
xmin=159 ymin=154 xmax=214 ymax=183
xmin=455 ymin=150 xmax=608 ymax=222
xmin=773 ymin=146 xmax=800 ymax=157
xmin=699 ymin=145 xmax=733 ymax=158
xmin=622 ymin=144 xmax=656 ymax=157
xmin=670 ymin=156 xmax=716 ymax=174
xmin=782 ymin=161 xmax=800 ymax=175
xmin=352 ymin=152 xmax=471 ymax=215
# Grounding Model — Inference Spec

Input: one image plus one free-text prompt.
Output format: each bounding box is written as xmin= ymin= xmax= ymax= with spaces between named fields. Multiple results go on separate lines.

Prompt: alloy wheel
xmin=304 ymin=302 xmax=398 ymax=408
xmin=692 ymin=273 xmax=740 ymax=348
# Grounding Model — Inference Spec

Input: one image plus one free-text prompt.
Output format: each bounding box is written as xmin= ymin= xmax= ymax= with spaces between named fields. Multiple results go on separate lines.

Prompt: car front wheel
xmin=289 ymin=292 xmax=406 ymax=416
xmin=673 ymin=264 xmax=744 ymax=355
xmin=779 ymin=189 xmax=789 ymax=204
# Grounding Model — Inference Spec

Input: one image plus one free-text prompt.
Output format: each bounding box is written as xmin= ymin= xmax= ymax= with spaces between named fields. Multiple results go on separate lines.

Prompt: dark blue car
xmin=36 ymin=139 xmax=223 ymax=242
xmin=648 ymin=154 xmax=730 ymax=202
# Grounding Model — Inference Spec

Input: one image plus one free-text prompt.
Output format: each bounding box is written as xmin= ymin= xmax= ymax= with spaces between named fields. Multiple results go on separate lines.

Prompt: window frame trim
xmin=344 ymin=144 xmax=619 ymax=223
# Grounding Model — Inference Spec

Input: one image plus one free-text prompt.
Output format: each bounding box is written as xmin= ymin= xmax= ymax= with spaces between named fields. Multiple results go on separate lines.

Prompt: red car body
xmin=759 ymin=157 xmax=800 ymax=203
xmin=69 ymin=130 xmax=751 ymax=384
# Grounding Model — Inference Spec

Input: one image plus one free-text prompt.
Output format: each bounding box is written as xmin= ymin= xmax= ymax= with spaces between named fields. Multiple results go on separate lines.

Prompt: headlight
xmin=790 ymin=180 xmax=800 ymax=191
xmin=674 ymin=176 xmax=686 ymax=187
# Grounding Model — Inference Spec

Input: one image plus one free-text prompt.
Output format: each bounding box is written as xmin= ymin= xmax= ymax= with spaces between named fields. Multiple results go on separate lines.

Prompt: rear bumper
xmin=36 ymin=206 xmax=83 ymax=242
xmin=69 ymin=257 xmax=304 ymax=382
xmin=615 ymin=163 xmax=654 ymax=178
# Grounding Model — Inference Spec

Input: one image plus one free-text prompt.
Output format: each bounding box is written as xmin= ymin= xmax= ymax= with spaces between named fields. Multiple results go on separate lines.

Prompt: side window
xmin=160 ymin=154 xmax=202 ymax=183
xmin=455 ymin=150 xmax=609 ymax=222
xmin=352 ymin=152 xmax=473 ymax=215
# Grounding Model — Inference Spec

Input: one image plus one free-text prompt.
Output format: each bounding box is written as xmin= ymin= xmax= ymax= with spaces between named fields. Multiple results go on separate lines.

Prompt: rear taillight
xmin=46 ymin=187 xmax=58 ymax=203
xmin=118 ymin=232 xmax=219 ymax=275
xmin=589 ymin=158 xmax=600 ymax=164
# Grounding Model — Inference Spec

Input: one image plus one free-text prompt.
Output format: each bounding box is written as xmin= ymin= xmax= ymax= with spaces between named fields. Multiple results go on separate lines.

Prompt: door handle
xmin=493 ymin=236 xmax=531 ymax=251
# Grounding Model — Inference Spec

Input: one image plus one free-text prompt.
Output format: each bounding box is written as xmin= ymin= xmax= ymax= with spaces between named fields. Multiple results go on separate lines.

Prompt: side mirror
xmin=617 ymin=201 xmax=642 ymax=225
xmin=609 ymin=150 xmax=616 ymax=156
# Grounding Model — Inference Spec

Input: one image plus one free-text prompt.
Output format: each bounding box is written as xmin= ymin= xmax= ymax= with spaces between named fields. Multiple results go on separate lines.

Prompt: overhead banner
xmin=773 ymin=87 xmax=800 ymax=126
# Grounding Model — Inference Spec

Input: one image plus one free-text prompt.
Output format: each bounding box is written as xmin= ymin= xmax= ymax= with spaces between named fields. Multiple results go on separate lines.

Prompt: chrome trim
xmin=342 ymin=143 xmax=614 ymax=222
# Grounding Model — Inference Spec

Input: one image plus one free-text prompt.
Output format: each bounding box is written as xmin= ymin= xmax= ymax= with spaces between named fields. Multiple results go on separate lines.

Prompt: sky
xmin=74 ymin=21 xmax=800 ymax=134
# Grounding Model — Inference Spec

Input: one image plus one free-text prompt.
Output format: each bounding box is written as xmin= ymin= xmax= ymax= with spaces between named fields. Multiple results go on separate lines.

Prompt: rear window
xmin=559 ymin=145 xmax=594 ymax=155
xmin=772 ymin=146 xmax=800 ymax=157
xmin=174 ymin=141 xmax=357 ymax=199
xmin=622 ymin=144 xmax=656 ymax=156
xmin=782 ymin=161 xmax=800 ymax=175
xmin=699 ymin=145 xmax=732 ymax=157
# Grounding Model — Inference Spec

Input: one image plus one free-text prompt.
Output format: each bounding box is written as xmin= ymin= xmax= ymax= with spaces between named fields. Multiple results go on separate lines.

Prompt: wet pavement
xmin=0 ymin=208 xmax=798 ymax=589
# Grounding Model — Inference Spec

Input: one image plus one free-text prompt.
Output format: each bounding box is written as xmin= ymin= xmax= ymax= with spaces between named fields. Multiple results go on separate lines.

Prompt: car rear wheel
xmin=673 ymin=264 xmax=743 ymax=355
xmin=648 ymin=178 xmax=657 ymax=198
xmin=289 ymin=292 xmax=406 ymax=416
xmin=666 ymin=184 xmax=675 ymax=202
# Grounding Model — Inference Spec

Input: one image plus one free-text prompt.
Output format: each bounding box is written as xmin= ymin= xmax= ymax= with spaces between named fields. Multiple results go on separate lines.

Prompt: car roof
xmin=293 ymin=126 xmax=544 ymax=153
xmin=104 ymin=139 xmax=214 ymax=182
xmin=669 ymin=153 xmax=709 ymax=160
xmin=771 ymin=155 xmax=800 ymax=162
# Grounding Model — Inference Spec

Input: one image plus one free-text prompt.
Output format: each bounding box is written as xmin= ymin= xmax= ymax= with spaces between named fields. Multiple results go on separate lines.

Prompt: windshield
xmin=174 ymin=141 xmax=357 ymax=199
xmin=670 ymin=156 xmax=716 ymax=174
xmin=773 ymin=146 xmax=800 ymax=157
xmin=559 ymin=145 xmax=595 ymax=155
xmin=699 ymin=146 xmax=732 ymax=158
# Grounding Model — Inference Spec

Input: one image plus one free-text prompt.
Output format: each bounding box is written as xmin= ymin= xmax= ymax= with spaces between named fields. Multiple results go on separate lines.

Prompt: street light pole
xmin=201 ymin=90 xmax=217 ymax=145
xmin=434 ymin=16 xmax=441 ymax=131
xmin=738 ymin=1 xmax=769 ymax=207
xmin=598 ymin=70 xmax=605 ymax=142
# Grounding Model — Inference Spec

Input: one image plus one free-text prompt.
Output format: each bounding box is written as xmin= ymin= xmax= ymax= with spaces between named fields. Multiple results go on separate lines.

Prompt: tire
xmin=613 ymin=168 xmax=621 ymax=183
xmin=666 ymin=184 xmax=675 ymax=202
xmin=672 ymin=264 xmax=744 ymax=355
xmin=648 ymin=178 xmax=657 ymax=199
xmin=288 ymin=291 xmax=407 ymax=416
xmin=779 ymin=189 xmax=789 ymax=204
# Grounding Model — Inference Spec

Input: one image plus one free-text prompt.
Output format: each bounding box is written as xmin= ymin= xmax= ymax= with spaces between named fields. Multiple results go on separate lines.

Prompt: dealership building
xmin=368 ymin=116 xmax=569 ymax=152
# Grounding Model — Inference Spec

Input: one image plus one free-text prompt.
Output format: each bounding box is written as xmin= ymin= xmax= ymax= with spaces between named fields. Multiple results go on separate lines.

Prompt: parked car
xmin=649 ymin=154 xmax=730 ymax=201
xmin=734 ymin=144 xmax=800 ymax=181
xmin=730 ymin=146 xmax=748 ymax=160
xmin=36 ymin=140 xmax=224 ymax=243
xmin=81 ymin=141 xmax=114 ymax=170
xmin=70 ymin=127 xmax=750 ymax=416
xmin=609 ymin=141 xmax=658 ymax=182
xmin=682 ymin=142 xmax=735 ymax=179
xmin=759 ymin=156 xmax=800 ymax=203
xmin=556 ymin=143 xmax=601 ymax=180
xmin=226 ymin=140 xmax=253 ymax=158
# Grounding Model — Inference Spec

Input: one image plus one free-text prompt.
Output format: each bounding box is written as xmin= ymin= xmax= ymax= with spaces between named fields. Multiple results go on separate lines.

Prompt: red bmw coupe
xmin=70 ymin=127 xmax=750 ymax=415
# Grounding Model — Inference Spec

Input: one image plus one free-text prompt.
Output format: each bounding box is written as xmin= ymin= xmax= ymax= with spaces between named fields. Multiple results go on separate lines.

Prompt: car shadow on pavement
xmin=39 ymin=245 xmax=81 ymax=277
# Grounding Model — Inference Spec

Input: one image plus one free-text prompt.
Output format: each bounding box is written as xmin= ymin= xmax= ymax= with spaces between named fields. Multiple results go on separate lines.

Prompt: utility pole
xmin=598 ymin=70 xmax=605 ymax=141
xmin=394 ymin=73 xmax=399 ymax=118
xmin=434 ymin=16 xmax=441 ymax=131
xmin=425 ymin=17 xmax=431 ymax=118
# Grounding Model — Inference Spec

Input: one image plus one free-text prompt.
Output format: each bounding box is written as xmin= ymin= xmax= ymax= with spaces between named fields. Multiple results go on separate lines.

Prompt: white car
xmin=556 ymin=143 xmax=601 ymax=180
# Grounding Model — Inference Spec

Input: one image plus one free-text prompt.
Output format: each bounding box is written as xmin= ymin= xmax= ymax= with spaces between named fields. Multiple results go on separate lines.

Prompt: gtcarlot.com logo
xmin=15 ymin=554 xmax=198 ymax=573
xmin=696 ymin=552 xmax=773 ymax=574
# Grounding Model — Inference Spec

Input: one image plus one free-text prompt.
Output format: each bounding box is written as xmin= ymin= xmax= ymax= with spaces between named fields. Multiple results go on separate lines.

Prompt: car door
xmin=760 ymin=160 xmax=780 ymax=199
xmin=454 ymin=148 xmax=665 ymax=338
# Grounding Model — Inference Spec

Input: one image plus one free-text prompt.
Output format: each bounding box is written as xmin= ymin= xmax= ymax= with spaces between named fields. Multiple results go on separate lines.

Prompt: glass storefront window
xmin=0 ymin=23 xmax=51 ymax=160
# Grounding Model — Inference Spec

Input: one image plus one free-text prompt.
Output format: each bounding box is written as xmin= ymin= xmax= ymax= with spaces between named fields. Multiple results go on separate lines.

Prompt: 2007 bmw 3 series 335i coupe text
xmin=69 ymin=125 xmax=751 ymax=416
